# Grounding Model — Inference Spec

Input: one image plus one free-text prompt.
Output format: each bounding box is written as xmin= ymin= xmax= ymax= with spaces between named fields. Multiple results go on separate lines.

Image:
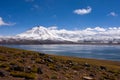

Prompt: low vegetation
xmin=0 ymin=46 xmax=120 ymax=80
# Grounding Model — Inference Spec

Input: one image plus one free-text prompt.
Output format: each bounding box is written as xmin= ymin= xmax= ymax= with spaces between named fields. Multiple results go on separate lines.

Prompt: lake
xmin=2 ymin=44 xmax=120 ymax=61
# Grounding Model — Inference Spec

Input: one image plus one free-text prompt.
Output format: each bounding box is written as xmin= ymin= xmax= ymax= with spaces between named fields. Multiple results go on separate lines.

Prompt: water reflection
xmin=2 ymin=44 xmax=120 ymax=61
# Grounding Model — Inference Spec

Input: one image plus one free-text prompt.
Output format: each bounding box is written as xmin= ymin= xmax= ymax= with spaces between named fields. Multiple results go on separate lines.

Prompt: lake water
xmin=2 ymin=44 xmax=120 ymax=61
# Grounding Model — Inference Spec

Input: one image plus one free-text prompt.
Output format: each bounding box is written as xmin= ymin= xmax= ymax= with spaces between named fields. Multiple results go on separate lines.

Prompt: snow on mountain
xmin=16 ymin=26 xmax=120 ymax=43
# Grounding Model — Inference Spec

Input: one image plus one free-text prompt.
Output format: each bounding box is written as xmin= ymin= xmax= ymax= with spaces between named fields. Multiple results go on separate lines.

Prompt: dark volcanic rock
xmin=0 ymin=71 xmax=5 ymax=77
xmin=25 ymin=66 xmax=32 ymax=73
xmin=84 ymin=63 xmax=90 ymax=67
xmin=37 ymin=67 xmax=43 ymax=74
xmin=39 ymin=53 xmax=45 ymax=56
xmin=10 ymin=65 xmax=24 ymax=71
xmin=44 ymin=57 xmax=54 ymax=63
xmin=66 ymin=60 xmax=73 ymax=65
xmin=89 ymin=73 xmax=95 ymax=77
xmin=100 ymin=66 xmax=107 ymax=70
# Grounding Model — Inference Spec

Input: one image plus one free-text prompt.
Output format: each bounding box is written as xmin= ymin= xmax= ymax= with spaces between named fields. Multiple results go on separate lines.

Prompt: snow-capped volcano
xmin=1 ymin=26 xmax=120 ymax=44
xmin=16 ymin=26 xmax=120 ymax=43
xmin=16 ymin=26 xmax=81 ymax=41
xmin=17 ymin=26 xmax=75 ymax=41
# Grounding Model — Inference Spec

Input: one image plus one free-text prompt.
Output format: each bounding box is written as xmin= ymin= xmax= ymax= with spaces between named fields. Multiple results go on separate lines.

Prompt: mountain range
xmin=0 ymin=26 xmax=120 ymax=44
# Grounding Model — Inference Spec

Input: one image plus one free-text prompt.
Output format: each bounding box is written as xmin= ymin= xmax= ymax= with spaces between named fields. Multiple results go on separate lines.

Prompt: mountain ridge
xmin=0 ymin=26 xmax=120 ymax=44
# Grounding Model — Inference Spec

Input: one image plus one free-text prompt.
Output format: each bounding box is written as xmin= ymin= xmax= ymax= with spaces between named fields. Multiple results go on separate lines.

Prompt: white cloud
xmin=0 ymin=17 xmax=15 ymax=26
xmin=108 ymin=12 xmax=118 ymax=16
xmin=74 ymin=6 xmax=92 ymax=15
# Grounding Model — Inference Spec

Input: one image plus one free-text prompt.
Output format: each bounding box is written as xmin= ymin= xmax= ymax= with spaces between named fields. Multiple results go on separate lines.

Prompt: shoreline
xmin=1 ymin=45 xmax=120 ymax=62
xmin=1 ymin=43 xmax=120 ymax=45
xmin=0 ymin=45 xmax=120 ymax=65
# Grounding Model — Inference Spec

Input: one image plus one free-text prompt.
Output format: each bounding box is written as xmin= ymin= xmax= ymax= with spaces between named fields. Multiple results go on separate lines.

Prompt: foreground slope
xmin=0 ymin=46 xmax=120 ymax=80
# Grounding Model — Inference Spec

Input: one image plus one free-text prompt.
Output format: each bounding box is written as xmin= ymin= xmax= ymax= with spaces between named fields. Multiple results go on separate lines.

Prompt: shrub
xmin=0 ymin=55 xmax=7 ymax=61
xmin=72 ymin=65 xmax=83 ymax=70
xmin=51 ymin=75 xmax=57 ymax=79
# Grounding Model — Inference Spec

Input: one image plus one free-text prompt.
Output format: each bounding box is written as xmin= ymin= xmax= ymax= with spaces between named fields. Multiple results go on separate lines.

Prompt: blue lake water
xmin=2 ymin=44 xmax=120 ymax=61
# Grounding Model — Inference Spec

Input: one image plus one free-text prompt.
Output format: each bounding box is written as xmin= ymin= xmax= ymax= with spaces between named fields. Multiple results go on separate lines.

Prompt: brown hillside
xmin=0 ymin=46 xmax=120 ymax=80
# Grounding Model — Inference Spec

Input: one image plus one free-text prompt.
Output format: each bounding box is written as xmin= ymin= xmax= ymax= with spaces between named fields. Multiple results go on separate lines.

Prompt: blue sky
xmin=0 ymin=0 xmax=120 ymax=36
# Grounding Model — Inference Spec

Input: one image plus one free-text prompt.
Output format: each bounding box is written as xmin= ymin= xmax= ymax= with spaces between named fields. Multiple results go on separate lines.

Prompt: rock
xmin=100 ymin=66 xmax=107 ymax=70
xmin=84 ymin=63 xmax=90 ymax=67
xmin=73 ymin=70 xmax=78 ymax=74
xmin=25 ymin=66 xmax=32 ymax=73
xmin=66 ymin=60 xmax=73 ymax=65
xmin=44 ymin=57 xmax=54 ymax=63
xmin=10 ymin=65 xmax=24 ymax=71
xmin=83 ymin=76 xmax=93 ymax=80
xmin=40 ymin=59 xmax=45 ymax=64
xmin=0 ymin=71 xmax=5 ymax=77
xmin=39 ymin=53 xmax=45 ymax=56
xmin=89 ymin=73 xmax=95 ymax=77
xmin=37 ymin=67 xmax=43 ymax=74
xmin=66 ymin=60 xmax=74 ymax=68
xmin=64 ymin=67 xmax=69 ymax=70
xmin=55 ymin=65 xmax=62 ymax=71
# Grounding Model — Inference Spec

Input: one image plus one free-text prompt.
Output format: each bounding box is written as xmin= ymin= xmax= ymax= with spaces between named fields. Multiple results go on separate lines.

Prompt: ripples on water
xmin=2 ymin=44 xmax=120 ymax=61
